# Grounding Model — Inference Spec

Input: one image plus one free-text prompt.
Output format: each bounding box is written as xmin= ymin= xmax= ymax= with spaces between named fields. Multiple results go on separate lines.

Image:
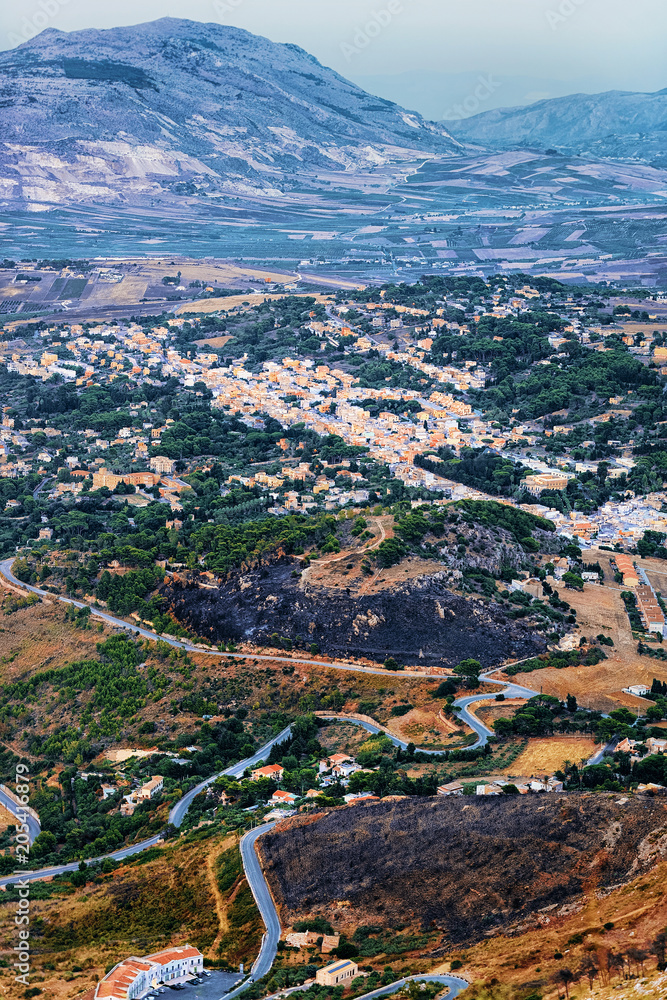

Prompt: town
xmin=1 ymin=263 xmax=667 ymax=552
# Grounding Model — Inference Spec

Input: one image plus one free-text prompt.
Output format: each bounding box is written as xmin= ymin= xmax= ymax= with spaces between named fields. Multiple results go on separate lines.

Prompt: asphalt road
xmin=0 ymin=558 xmax=460 ymax=681
xmin=456 ymin=676 xmax=541 ymax=748
xmin=319 ymin=714 xmax=459 ymax=756
xmin=0 ymin=556 xmax=572 ymax=1000
xmin=0 ymin=731 xmax=294 ymax=888
xmin=0 ymin=787 xmax=40 ymax=844
xmin=587 ymin=738 xmax=618 ymax=766
xmin=32 ymin=477 xmax=52 ymax=500
xmin=260 ymin=974 xmax=470 ymax=1000
xmin=240 ymin=824 xmax=281 ymax=982
xmin=353 ymin=975 xmax=470 ymax=1000
xmin=169 ymin=728 xmax=293 ymax=828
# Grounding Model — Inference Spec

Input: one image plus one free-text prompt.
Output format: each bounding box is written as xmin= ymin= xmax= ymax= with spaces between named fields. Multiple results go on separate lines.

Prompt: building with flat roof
xmin=316 ymin=960 xmax=358 ymax=987
xmin=524 ymin=472 xmax=570 ymax=496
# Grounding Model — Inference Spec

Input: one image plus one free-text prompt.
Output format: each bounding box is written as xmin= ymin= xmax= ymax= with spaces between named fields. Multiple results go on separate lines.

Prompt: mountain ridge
xmin=446 ymin=86 xmax=667 ymax=165
xmin=0 ymin=17 xmax=461 ymax=210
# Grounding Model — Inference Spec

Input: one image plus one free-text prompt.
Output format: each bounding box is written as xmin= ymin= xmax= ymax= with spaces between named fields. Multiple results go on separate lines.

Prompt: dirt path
xmin=206 ymin=836 xmax=235 ymax=958
xmin=309 ymin=517 xmax=387 ymax=573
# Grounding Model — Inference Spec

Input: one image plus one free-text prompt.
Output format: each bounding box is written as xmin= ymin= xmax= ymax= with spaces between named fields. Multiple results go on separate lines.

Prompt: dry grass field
xmin=494 ymin=548 xmax=667 ymax=711
xmin=386 ymin=707 xmax=466 ymax=749
xmin=175 ymin=291 xmax=333 ymax=315
xmin=498 ymin=736 xmax=599 ymax=776
xmin=0 ymin=587 xmax=108 ymax=682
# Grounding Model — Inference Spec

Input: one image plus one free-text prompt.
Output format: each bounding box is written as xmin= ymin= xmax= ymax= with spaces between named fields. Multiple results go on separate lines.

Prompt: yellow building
xmin=524 ymin=473 xmax=569 ymax=496
xmin=316 ymin=961 xmax=358 ymax=987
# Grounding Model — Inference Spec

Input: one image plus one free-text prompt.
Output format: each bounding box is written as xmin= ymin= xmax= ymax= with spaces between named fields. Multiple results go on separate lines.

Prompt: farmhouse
xmin=316 ymin=960 xmax=358 ymax=987
xmin=251 ymin=764 xmax=285 ymax=782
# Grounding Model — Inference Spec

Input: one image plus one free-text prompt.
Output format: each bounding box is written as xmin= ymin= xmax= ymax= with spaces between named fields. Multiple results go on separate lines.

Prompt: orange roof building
xmin=250 ymin=763 xmax=285 ymax=782
xmin=93 ymin=946 xmax=203 ymax=999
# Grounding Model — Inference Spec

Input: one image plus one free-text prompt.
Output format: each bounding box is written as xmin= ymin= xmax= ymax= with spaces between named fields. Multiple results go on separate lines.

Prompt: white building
xmin=93 ymin=945 xmax=203 ymax=999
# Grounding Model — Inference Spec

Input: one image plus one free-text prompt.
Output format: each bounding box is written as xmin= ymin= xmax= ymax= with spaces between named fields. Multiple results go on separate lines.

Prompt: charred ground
xmin=163 ymin=565 xmax=547 ymax=668
xmin=259 ymin=795 xmax=667 ymax=946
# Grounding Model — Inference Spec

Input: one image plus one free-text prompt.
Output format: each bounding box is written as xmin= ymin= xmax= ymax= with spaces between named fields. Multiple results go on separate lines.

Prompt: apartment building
xmin=91 ymin=945 xmax=203 ymax=999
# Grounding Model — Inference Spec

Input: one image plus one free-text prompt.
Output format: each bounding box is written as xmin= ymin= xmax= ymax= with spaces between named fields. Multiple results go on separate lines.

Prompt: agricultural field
xmin=499 ymin=549 xmax=667 ymax=711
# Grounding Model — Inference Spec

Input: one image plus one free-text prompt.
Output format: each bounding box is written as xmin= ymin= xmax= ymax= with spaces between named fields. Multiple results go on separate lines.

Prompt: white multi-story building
xmin=93 ymin=945 xmax=203 ymax=999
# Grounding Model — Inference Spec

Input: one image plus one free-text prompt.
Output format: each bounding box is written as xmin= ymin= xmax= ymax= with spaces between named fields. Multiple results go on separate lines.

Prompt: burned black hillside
xmin=164 ymin=565 xmax=547 ymax=668
xmin=259 ymin=795 xmax=667 ymax=945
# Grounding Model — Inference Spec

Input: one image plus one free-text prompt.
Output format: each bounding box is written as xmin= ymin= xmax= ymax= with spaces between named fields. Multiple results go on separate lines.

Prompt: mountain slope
xmin=446 ymin=88 xmax=667 ymax=164
xmin=0 ymin=17 xmax=460 ymax=209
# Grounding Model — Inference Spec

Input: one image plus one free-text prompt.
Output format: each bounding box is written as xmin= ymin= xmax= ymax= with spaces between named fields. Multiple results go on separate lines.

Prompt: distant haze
xmin=1 ymin=0 xmax=665 ymax=120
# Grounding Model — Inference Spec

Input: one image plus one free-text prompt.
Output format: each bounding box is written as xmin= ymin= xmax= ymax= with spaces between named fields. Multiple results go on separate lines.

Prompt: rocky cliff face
xmin=0 ymin=17 xmax=460 ymax=209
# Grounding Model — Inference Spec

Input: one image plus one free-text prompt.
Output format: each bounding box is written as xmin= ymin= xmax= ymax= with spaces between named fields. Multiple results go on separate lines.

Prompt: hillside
xmin=446 ymin=88 xmax=667 ymax=165
xmin=167 ymin=564 xmax=548 ymax=669
xmin=0 ymin=835 xmax=262 ymax=1000
xmin=0 ymin=17 xmax=460 ymax=209
xmin=260 ymin=795 xmax=667 ymax=946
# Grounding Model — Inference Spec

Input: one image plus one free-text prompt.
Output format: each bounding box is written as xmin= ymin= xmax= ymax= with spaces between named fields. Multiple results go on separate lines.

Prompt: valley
xmin=0 ymin=10 xmax=666 ymax=1000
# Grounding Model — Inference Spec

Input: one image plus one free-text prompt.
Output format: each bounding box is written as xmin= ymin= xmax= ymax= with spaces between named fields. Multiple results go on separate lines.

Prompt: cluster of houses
xmin=248 ymin=753 xmax=376 ymax=815
xmin=616 ymin=735 xmax=667 ymax=760
xmin=438 ymin=776 xmax=564 ymax=796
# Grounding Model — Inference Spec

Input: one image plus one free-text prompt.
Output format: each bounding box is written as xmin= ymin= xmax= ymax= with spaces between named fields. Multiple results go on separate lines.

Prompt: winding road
xmin=0 ymin=557 xmax=487 ymax=682
xmin=0 ymin=557 xmax=610 ymax=1000
xmin=0 ymin=786 xmax=40 ymax=843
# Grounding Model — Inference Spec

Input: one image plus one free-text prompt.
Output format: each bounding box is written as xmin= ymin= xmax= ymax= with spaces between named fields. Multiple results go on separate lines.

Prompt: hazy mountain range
xmin=0 ymin=15 xmax=665 ymax=278
xmin=446 ymin=88 xmax=667 ymax=165
xmin=349 ymin=70 xmax=603 ymax=125
xmin=0 ymin=17 xmax=461 ymax=209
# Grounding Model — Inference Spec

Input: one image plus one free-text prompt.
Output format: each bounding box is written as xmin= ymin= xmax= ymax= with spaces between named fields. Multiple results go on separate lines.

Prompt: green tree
xmin=453 ymin=658 xmax=481 ymax=686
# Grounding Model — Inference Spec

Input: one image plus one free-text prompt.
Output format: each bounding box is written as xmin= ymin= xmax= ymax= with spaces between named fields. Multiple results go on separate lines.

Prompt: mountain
xmin=0 ymin=17 xmax=460 ymax=210
xmin=446 ymin=88 xmax=667 ymax=165
xmin=349 ymin=70 xmax=599 ymax=124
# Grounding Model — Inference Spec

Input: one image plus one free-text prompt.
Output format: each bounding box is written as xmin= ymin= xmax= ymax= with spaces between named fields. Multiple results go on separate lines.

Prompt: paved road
xmin=0 ymin=730 xmax=295 ymax=890
xmin=587 ymin=738 xmax=618 ymax=766
xmin=318 ymin=714 xmax=461 ymax=756
xmin=32 ymin=477 xmax=52 ymax=500
xmin=237 ymin=818 xmax=470 ymax=1000
xmin=0 ymin=787 xmax=40 ymax=844
xmin=456 ymin=675 xmax=541 ymax=748
xmin=169 ymin=727 xmax=292 ymax=828
xmin=0 ymin=558 xmax=458 ymax=682
xmin=240 ymin=824 xmax=281 ymax=981
xmin=352 ymin=975 xmax=469 ymax=1000
xmin=260 ymin=974 xmax=469 ymax=1000
xmin=0 ymin=833 xmax=164 ymax=888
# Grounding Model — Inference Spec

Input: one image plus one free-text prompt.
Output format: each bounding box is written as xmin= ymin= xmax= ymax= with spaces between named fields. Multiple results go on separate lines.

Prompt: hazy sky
xmin=3 ymin=0 xmax=665 ymax=93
